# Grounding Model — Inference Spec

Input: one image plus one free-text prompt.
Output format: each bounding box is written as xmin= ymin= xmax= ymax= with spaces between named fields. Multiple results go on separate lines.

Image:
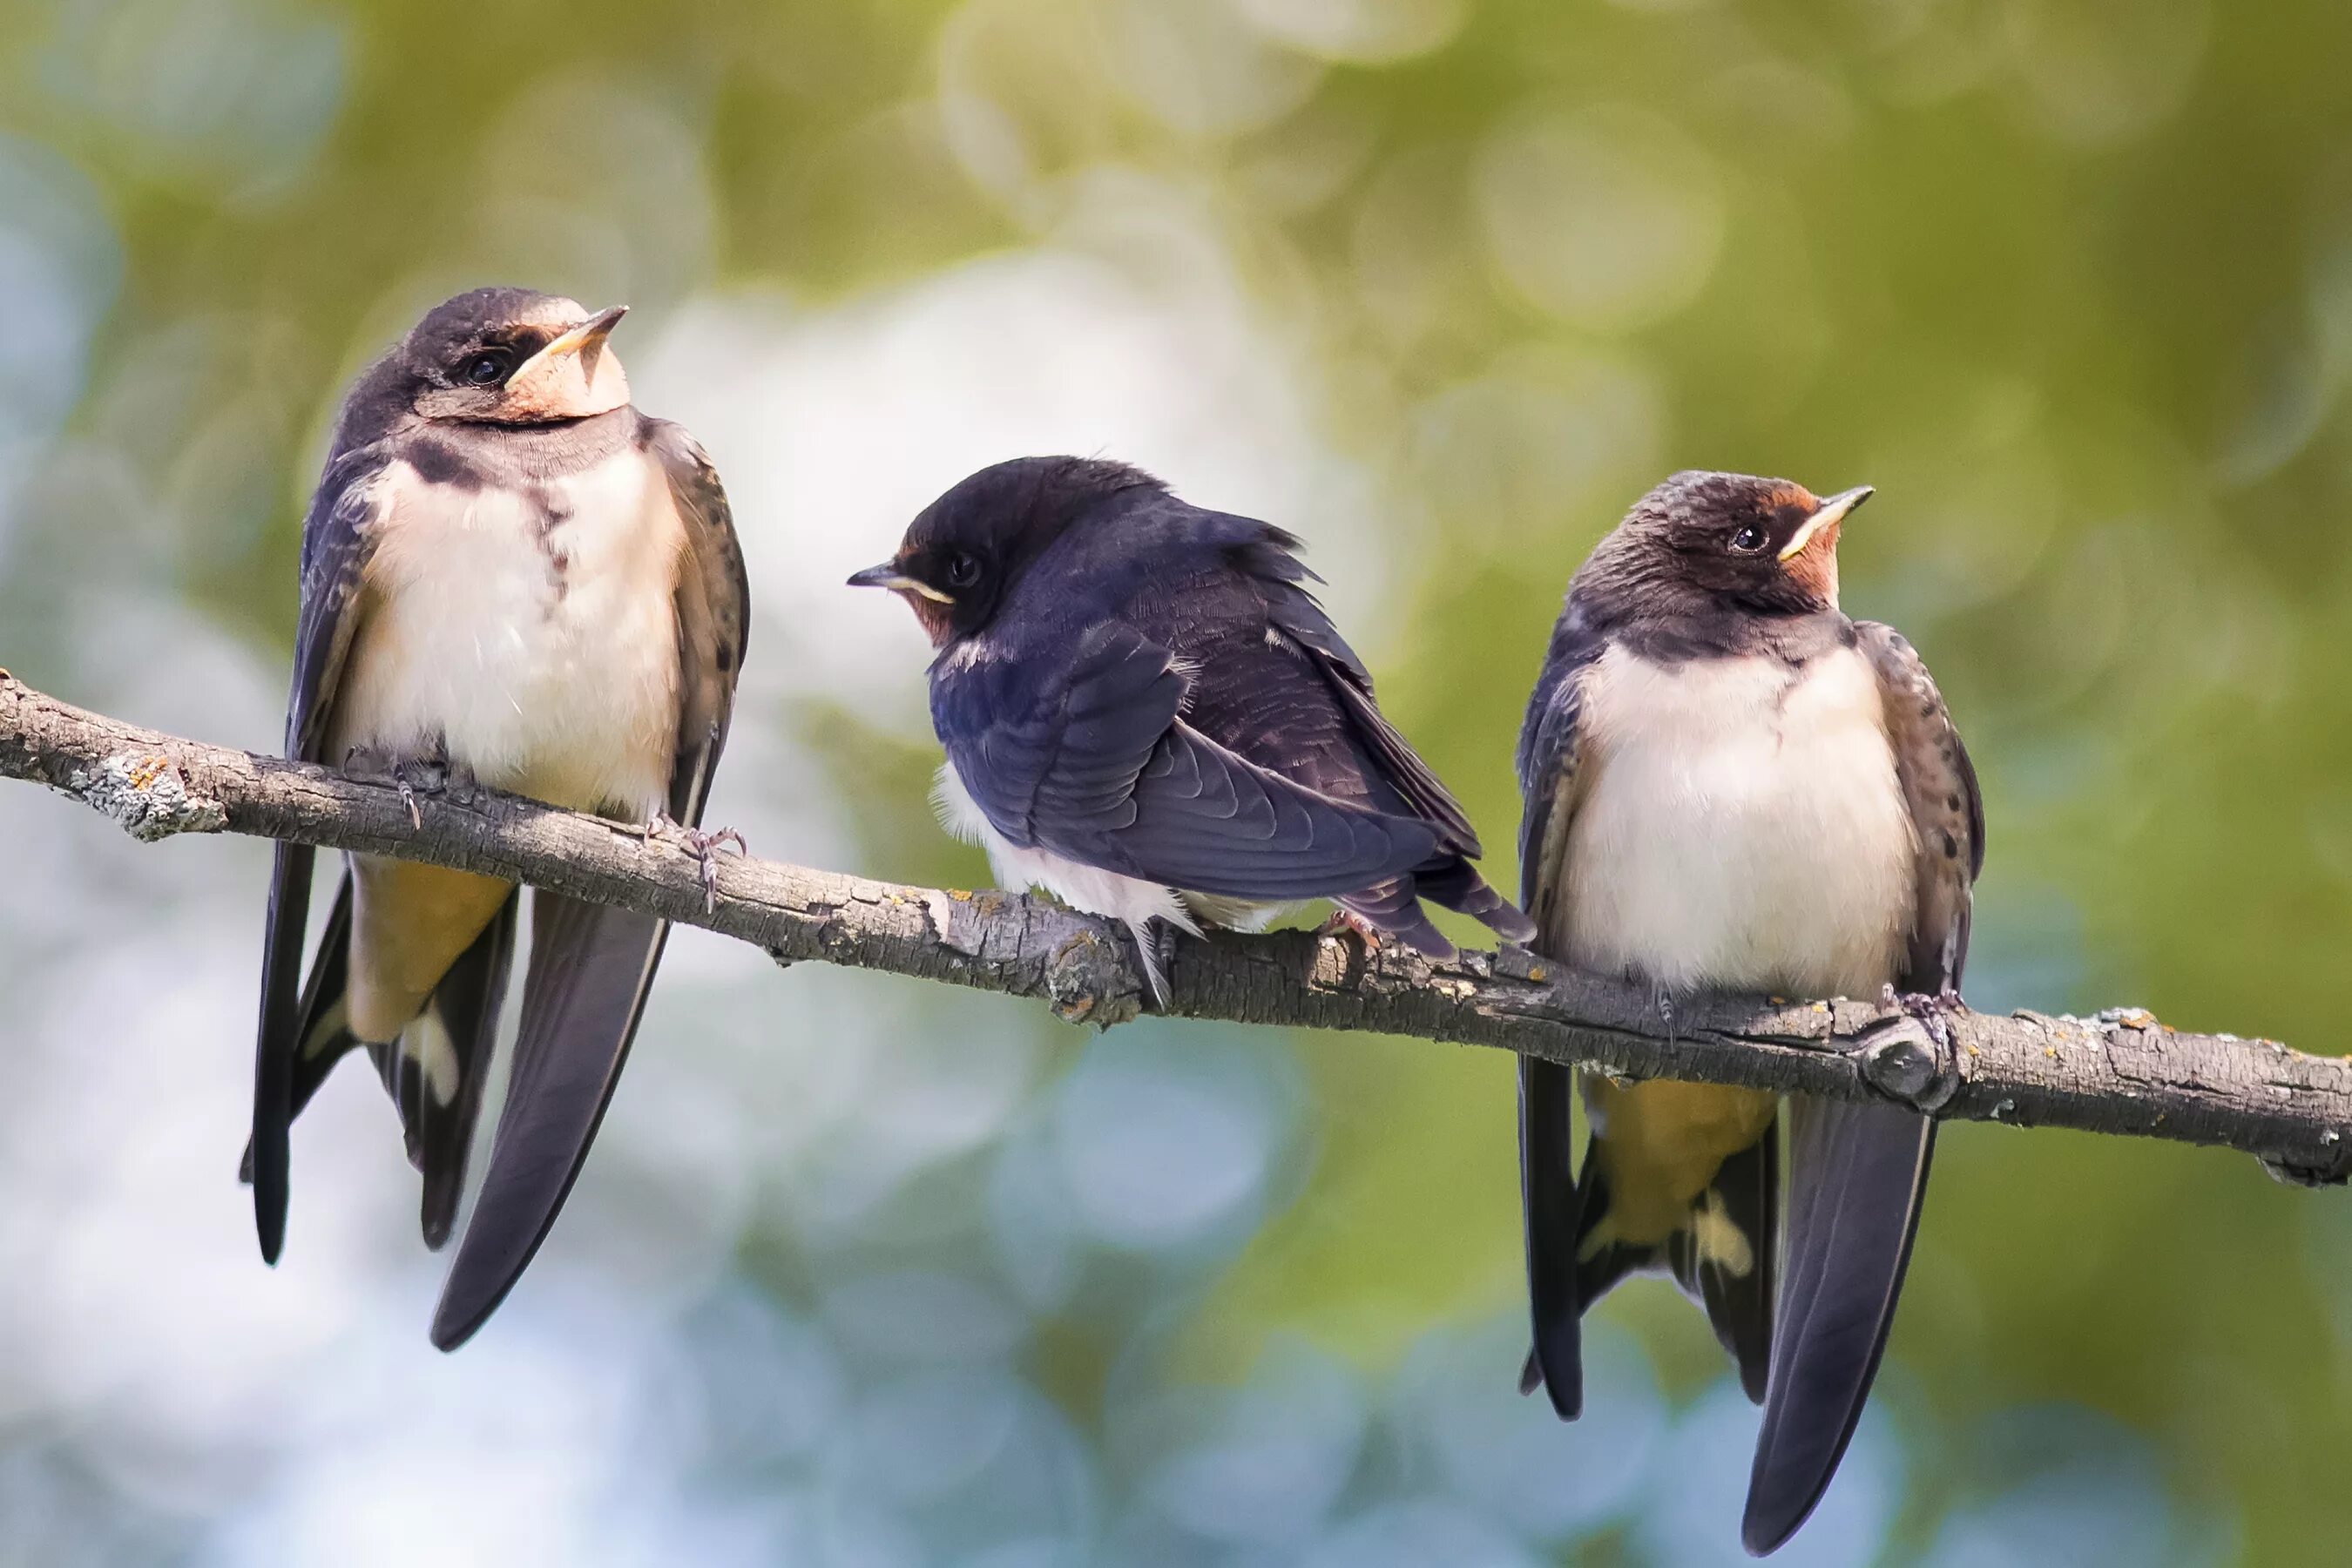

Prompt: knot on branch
xmin=1042 ymin=928 xmax=1145 ymax=1028
xmin=62 ymin=753 xmax=226 ymax=841
xmin=2260 ymin=1127 xmax=2349 ymax=1189
xmin=1854 ymin=1015 xmax=1958 ymax=1112
xmin=8 ymin=674 xmax=2352 ymax=1174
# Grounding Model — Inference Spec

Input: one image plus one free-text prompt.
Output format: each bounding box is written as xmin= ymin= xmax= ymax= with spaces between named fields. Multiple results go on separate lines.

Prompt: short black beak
xmin=848 ymin=562 xmax=952 ymax=602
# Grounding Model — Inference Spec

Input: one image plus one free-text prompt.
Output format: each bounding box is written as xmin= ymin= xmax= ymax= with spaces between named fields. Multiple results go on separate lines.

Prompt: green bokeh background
xmin=1 ymin=0 xmax=2346 ymax=1564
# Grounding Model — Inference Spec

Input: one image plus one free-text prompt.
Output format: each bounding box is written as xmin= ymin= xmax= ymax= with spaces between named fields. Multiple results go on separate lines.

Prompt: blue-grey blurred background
xmin=0 ymin=0 xmax=2346 ymax=1563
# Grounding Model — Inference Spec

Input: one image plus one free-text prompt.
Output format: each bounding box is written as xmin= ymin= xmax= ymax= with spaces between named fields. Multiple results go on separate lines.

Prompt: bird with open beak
xmin=247 ymin=287 xmax=749 ymax=1351
xmin=1515 ymin=471 xmax=1982 ymax=1554
xmin=850 ymin=456 xmax=1534 ymax=1000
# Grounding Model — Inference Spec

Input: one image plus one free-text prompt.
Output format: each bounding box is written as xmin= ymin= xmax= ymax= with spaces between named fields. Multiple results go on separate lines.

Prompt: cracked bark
xmin=3 ymin=673 xmax=2346 ymax=1186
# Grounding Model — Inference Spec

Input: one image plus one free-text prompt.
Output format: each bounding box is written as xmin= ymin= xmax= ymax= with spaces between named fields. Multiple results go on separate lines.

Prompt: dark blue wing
xmin=938 ymin=618 xmax=1443 ymax=901
xmin=1219 ymin=530 xmax=1482 ymax=852
xmin=429 ymin=419 xmax=750 ymax=1351
xmin=1741 ymin=622 xmax=1983 ymax=1556
xmin=250 ymin=441 xmax=393 ymax=1264
xmin=1511 ymin=597 xmax=1607 ymax=1420
xmin=1516 ymin=599 xmax=1606 ymax=931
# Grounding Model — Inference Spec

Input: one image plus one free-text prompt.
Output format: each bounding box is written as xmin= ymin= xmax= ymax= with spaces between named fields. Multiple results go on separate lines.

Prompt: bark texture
xmin=3 ymin=673 xmax=2345 ymax=1185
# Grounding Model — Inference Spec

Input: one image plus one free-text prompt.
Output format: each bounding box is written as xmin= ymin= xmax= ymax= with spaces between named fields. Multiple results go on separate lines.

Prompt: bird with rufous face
xmin=1516 ymin=470 xmax=1982 ymax=1556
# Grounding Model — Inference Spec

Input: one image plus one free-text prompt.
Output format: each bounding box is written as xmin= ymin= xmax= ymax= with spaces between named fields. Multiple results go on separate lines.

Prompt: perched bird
xmin=247 ymin=287 xmax=748 ymax=1350
xmin=849 ymin=456 xmax=1532 ymax=999
xmin=1515 ymin=471 xmax=1982 ymax=1554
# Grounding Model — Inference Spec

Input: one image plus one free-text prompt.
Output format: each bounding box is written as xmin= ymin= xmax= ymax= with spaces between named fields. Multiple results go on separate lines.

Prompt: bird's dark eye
xmin=1728 ymin=524 xmax=1769 ymax=554
xmin=943 ymin=551 xmax=983 ymax=588
xmin=462 ymin=350 xmax=512 ymax=386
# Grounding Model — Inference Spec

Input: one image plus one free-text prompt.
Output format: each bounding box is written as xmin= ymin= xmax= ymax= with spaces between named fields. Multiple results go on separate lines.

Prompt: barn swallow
xmin=1515 ymin=472 xmax=1982 ymax=1554
xmin=247 ymin=287 xmax=749 ymax=1350
xmin=849 ymin=456 xmax=1533 ymax=999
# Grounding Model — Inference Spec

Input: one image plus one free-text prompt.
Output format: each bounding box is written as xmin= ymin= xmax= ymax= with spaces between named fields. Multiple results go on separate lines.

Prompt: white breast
xmin=331 ymin=452 xmax=685 ymax=818
xmin=1558 ymin=643 xmax=1916 ymax=999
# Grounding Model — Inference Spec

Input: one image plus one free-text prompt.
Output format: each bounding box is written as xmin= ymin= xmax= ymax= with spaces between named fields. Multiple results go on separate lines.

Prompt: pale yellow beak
xmin=530 ymin=304 xmax=627 ymax=380
xmin=500 ymin=305 xmax=632 ymax=420
xmin=1779 ymin=485 xmax=1873 ymax=560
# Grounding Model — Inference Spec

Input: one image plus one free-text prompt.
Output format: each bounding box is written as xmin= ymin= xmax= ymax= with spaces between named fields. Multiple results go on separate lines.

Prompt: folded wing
xmin=1511 ymin=606 xmax=1605 ymax=1420
xmin=249 ymin=442 xmax=393 ymax=1263
xmin=937 ymin=618 xmax=1446 ymax=903
xmin=1742 ymin=623 xmax=1983 ymax=1556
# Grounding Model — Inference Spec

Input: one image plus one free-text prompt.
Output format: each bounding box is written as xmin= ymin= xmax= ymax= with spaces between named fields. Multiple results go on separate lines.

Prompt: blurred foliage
xmin=3 ymin=0 xmax=2351 ymax=1563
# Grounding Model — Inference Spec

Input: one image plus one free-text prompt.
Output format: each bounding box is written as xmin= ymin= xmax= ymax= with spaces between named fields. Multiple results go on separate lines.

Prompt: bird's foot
xmin=1117 ymin=917 xmax=1178 ymax=1010
xmin=1650 ymin=981 xmax=1680 ymax=1043
xmin=429 ymin=750 xmax=482 ymax=805
xmin=343 ymin=745 xmax=474 ymax=829
xmin=1882 ymin=983 xmax=1965 ymax=1044
xmin=643 ymin=814 xmax=747 ymax=912
xmin=1318 ymin=907 xmax=1385 ymax=950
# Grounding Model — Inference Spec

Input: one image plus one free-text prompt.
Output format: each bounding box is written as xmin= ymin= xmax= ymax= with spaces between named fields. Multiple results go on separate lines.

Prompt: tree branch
xmin=3 ymin=672 xmax=2345 ymax=1186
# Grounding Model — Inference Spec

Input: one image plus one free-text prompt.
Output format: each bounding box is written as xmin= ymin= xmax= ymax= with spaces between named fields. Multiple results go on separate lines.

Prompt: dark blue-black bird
xmin=1515 ymin=471 xmax=1982 ymax=1555
xmin=247 ymin=287 xmax=748 ymax=1349
xmin=849 ymin=456 xmax=1532 ymax=997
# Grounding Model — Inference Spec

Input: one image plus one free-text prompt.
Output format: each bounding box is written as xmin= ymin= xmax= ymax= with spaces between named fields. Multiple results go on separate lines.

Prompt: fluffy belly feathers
xmin=325 ymin=450 xmax=686 ymax=1041
xmin=1558 ymin=644 xmax=1916 ymax=1001
xmin=331 ymin=453 xmax=684 ymax=820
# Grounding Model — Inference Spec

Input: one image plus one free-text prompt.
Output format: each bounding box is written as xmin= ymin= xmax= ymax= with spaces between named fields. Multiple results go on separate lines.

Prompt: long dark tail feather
xmin=429 ymin=892 xmax=667 ymax=1351
xmin=1335 ymin=875 xmax=1456 ymax=959
xmin=1668 ymin=1125 xmax=1778 ymax=1405
xmin=244 ymin=871 xmax=361 ymax=1190
xmin=382 ymin=891 xmax=518 ymax=1249
xmin=1414 ymin=858 xmax=1537 ymax=946
xmin=250 ymin=841 xmax=316 ymax=1265
xmin=240 ymin=879 xmax=518 ymax=1251
xmin=285 ymin=874 xmax=358 ymax=1124
xmin=1742 ymin=1099 xmax=1935 ymax=1557
xmin=1518 ymin=1057 xmax=1583 ymax=1417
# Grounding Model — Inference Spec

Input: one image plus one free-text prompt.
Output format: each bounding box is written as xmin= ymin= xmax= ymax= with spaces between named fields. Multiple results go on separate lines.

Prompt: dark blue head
xmin=848 ymin=456 xmax=1164 ymax=645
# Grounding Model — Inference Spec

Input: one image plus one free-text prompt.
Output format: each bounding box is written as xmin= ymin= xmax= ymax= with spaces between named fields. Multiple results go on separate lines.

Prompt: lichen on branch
xmin=2 ymin=673 xmax=2345 ymax=1186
